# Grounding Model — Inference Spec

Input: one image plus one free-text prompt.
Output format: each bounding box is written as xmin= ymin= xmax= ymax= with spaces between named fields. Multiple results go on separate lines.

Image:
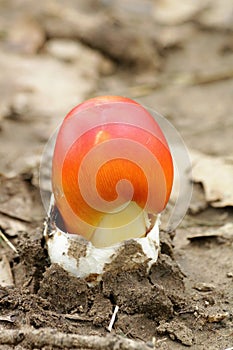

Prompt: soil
xmin=0 ymin=1 xmax=233 ymax=349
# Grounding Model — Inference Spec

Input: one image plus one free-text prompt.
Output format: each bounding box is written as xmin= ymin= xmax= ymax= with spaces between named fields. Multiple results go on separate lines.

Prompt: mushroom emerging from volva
xmin=44 ymin=96 xmax=174 ymax=283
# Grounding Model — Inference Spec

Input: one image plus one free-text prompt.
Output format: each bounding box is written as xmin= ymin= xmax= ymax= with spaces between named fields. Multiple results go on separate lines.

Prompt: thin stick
xmin=107 ymin=305 xmax=119 ymax=332
xmin=0 ymin=229 xmax=18 ymax=253
xmin=0 ymin=328 xmax=152 ymax=350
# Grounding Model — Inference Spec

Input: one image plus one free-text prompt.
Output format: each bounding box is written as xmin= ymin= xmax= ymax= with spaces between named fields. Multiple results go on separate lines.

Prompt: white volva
xmin=44 ymin=196 xmax=160 ymax=283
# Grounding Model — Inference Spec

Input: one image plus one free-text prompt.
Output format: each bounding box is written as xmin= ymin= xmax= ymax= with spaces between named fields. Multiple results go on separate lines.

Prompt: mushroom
xmin=44 ymin=96 xmax=173 ymax=283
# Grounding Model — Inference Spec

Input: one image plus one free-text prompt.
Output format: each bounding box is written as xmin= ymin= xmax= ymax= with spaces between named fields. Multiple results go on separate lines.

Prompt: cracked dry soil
xmin=0 ymin=232 xmax=188 ymax=347
xmin=1 ymin=224 xmax=232 ymax=349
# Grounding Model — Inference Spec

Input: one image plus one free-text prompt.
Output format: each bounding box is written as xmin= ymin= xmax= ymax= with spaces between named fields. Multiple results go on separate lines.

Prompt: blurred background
xmin=0 ymin=0 xmax=232 ymax=179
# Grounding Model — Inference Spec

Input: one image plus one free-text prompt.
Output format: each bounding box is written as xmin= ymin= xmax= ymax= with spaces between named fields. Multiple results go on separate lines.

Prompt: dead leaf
xmin=0 ymin=175 xmax=44 ymax=222
xmin=191 ymin=151 xmax=233 ymax=207
xmin=0 ymin=45 xmax=101 ymax=177
xmin=45 ymin=39 xmax=114 ymax=75
xmin=42 ymin=3 xmax=161 ymax=69
xmin=206 ymin=312 xmax=229 ymax=323
xmin=198 ymin=0 xmax=233 ymax=30
xmin=187 ymin=223 xmax=233 ymax=241
xmin=0 ymin=214 xmax=28 ymax=237
xmin=153 ymin=0 xmax=208 ymax=25
xmin=193 ymin=282 xmax=215 ymax=292
xmin=45 ymin=39 xmax=88 ymax=62
xmin=156 ymin=24 xmax=194 ymax=49
xmin=0 ymin=255 xmax=14 ymax=287
xmin=6 ymin=18 xmax=45 ymax=54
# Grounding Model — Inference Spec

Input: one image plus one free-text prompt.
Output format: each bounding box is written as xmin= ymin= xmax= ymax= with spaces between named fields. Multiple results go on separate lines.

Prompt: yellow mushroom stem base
xmin=44 ymin=196 xmax=161 ymax=284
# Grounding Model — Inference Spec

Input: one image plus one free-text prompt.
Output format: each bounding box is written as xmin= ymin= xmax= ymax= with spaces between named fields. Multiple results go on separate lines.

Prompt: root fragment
xmin=0 ymin=327 xmax=152 ymax=350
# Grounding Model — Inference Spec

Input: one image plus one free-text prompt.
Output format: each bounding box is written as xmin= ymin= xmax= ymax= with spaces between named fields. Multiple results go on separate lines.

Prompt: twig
xmin=0 ymin=229 xmax=18 ymax=253
xmin=63 ymin=313 xmax=93 ymax=322
xmin=0 ymin=210 xmax=31 ymax=223
xmin=0 ymin=328 xmax=152 ymax=350
xmin=107 ymin=305 xmax=119 ymax=332
xmin=0 ymin=314 xmax=15 ymax=323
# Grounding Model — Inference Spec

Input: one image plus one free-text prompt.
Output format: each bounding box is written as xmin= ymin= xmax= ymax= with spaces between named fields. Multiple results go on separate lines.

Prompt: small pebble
xmin=194 ymin=282 xmax=215 ymax=292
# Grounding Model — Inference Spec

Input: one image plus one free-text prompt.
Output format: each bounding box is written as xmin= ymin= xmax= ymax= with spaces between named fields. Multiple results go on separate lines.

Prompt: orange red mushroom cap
xmin=52 ymin=96 xmax=173 ymax=240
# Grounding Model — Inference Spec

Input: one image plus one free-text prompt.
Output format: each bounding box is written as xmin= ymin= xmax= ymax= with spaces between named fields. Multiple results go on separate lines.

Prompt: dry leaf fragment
xmin=0 ymin=175 xmax=44 ymax=222
xmin=191 ymin=151 xmax=233 ymax=207
xmin=187 ymin=223 xmax=233 ymax=241
xmin=153 ymin=0 xmax=208 ymax=25
xmin=193 ymin=282 xmax=215 ymax=292
xmin=206 ymin=312 xmax=229 ymax=323
xmin=0 ymin=214 xmax=28 ymax=237
xmin=226 ymin=272 xmax=233 ymax=278
xmin=0 ymin=46 xmax=101 ymax=178
xmin=198 ymin=0 xmax=233 ymax=30
xmin=45 ymin=39 xmax=114 ymax=75
xmin=0 ymin=255 xmax=14 ymax=287
xmin=6 ymin=18 xmax=45 ymax=54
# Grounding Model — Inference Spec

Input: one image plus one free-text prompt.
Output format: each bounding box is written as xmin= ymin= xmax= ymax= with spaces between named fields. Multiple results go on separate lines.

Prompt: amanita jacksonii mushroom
xmin=44 ymin=96 xmax=173 ymax=283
